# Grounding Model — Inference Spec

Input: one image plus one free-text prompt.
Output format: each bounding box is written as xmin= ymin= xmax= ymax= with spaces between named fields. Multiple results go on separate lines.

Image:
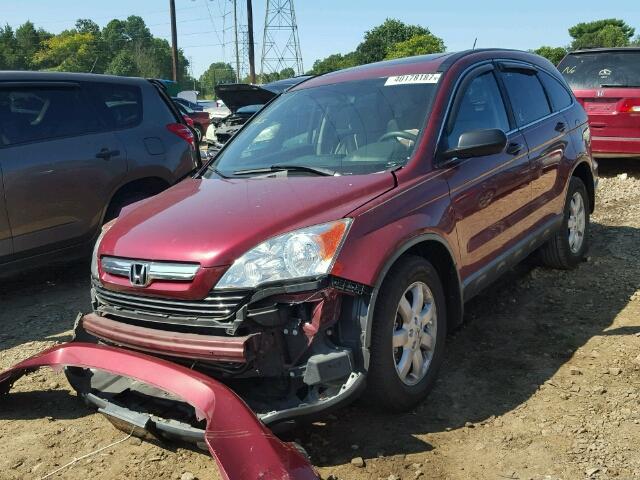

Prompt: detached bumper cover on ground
xmin=0 ymin=343 xmax=319 ymax=480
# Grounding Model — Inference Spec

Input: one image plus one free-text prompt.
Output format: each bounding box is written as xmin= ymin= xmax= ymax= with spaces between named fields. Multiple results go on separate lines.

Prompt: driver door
xmin=442 ymin=65 xmax=533 ymax=297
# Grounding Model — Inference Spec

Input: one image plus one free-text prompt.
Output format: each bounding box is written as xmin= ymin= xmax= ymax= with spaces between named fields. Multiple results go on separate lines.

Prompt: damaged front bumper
xmin=0 ymin=342 xmax=319 ymax=480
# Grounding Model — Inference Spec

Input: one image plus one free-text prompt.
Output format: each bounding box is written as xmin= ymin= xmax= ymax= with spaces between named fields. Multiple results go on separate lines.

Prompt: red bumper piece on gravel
xmin=0 ymin=343 xmax=319 ymax=480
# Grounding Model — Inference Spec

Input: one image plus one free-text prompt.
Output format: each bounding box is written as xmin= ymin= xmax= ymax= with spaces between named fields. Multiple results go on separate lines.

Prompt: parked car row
xmin=7 ymin=45 xmax=640 ymax=478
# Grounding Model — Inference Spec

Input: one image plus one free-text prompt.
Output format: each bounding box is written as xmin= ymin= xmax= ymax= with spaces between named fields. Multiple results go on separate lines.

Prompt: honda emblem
xmin=129 ymin=262 xmax=150 ymax=287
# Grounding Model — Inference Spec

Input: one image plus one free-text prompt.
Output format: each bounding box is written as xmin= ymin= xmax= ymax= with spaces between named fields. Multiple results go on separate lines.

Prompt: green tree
xmin=75 ymin=19 xmax=100 ymax=36
xmin=309 ymin=52 xmax=359 ymax=74
xmin=105 ymin=49 xmax=138 ymax=76
xmin=632 ymin=35 xmax=640 ymax=46
xmin=199 ymin=62 xmax=236 ymax=95
xmin=0 ymin=24 xmax=19 ymax=69
xmin=355 ymin=19 xmax=430 ymax=64
xmin=385 ymin=33 xmax=445 ymax=60
xmin=533 ymin=46 xmax=568 ymax=65
xmin=14 ymin=21 xmax=49 ymax=69
xmin=568 ymin=19 xmax=635 ymax=50
xmin=35 ymin=30 xmax=101 ymax=72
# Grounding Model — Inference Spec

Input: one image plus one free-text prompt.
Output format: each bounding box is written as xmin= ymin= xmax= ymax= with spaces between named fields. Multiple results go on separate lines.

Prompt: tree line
xmin=0 ymin=16 xmax=194 ymax=90
xmin=1 ymin=15 xmax=639 ymax=97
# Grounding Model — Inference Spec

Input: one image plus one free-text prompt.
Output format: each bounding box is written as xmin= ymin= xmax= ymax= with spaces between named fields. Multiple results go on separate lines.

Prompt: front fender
xmin=0 ymin=343 xmax=318 ymax=480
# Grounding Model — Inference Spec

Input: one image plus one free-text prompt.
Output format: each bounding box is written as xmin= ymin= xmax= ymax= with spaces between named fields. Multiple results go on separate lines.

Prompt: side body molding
xmin=0 ymin=343 xmax=319 ymax=480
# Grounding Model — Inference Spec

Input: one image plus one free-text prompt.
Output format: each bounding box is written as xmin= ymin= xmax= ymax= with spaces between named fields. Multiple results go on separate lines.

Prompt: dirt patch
xmin=1 ymin=161 xmax=639 ymax=480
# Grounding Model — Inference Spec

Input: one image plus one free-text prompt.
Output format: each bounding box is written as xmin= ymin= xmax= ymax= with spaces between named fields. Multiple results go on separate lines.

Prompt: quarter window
xmin=86 ymin=83 xmax=143 ymax=130
xmin=446 ymin=71 xmax=510 ymax=149
xmin=501 ymin=71 xmax=551 ymax=126
xmin=538 ymin=71 xmax=572 ymax=111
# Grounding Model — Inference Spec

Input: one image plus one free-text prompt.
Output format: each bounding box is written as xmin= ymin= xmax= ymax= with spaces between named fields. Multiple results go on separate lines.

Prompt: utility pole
xmin=169 ymin=0 xmax=179 ymax=82
xmin=247 ymin=0 xmax=256 ymax=84
xmin=233 ymin=0 xmax=241 ymax=83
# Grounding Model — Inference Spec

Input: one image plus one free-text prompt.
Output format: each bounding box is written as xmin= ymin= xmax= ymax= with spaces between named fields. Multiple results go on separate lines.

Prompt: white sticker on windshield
xmin=385 ymin=73 xmax=441 ymax=86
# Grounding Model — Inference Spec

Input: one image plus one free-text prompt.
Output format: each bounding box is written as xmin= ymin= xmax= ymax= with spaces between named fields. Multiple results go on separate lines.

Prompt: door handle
xmin=555 ymin=122 xmax=567 ymax=133
xmin=95 ymin=148 xmax=120 ymax=160
xmin=506 ymin=142 xmax=524 ymax=155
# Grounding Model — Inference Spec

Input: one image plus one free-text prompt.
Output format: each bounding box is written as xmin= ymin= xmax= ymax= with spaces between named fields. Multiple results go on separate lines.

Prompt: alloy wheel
xmin=568 ymin=191 xmax=586 ymax=254
xmin=392 ymin=281 xmax=437 ymax=386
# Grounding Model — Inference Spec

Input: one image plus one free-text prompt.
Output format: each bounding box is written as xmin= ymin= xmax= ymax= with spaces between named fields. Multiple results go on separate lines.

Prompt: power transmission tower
xmin=260 ymin=0 xmax=303 ymax=79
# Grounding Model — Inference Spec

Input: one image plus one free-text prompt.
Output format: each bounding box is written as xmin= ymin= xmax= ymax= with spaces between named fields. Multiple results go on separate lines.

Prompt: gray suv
xmin=0 ymin=72 xmax=199 ymax=274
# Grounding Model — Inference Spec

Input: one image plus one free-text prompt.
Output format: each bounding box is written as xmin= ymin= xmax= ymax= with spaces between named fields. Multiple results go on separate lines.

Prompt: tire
xmin=367 ymin=255 xmax=447 ymax=412
xmin=540 ymin=177 xmax=590 ymax=269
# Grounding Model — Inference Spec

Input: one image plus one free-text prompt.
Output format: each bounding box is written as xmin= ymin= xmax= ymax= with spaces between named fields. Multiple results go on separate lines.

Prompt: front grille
xmin=94 ymin=284 xmax=251 ymax=328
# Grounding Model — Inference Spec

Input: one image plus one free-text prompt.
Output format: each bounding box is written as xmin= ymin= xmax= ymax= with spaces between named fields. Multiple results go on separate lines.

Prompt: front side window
xmin=446 ymin=71 xmax=510 ymax=148
xmin=0 ymin=86 xmax=99 ymax=146
xmin=538 ymin=71 xmax=573 ymax=111
xmin=205 ymin=76 xmax=439 ymax=177
xmin=501 ymin=71 xmax=551 ymax=126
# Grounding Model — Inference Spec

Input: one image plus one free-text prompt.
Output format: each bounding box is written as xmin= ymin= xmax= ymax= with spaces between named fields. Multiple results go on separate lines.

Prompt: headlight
xmin=91 ymin=220 xmax=116 ymax=279
xmin=216 ymin=219 xmax=352 ymax=289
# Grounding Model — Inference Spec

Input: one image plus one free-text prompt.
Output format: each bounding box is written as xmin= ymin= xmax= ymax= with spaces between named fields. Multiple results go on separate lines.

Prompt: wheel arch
xmin=101 ymin=176 xmax=171 ymax=224
xmin=361 ymin=233 xmax=463 ymax=370
xmin=570 ymin=161 xmax=595 ymax=213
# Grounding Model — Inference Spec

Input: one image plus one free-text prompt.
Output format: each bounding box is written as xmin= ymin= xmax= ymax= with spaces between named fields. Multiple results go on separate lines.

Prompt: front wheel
xmin=540 ymin=177 xmax=590 ymax=269
xmin=367 ymin=255 xmax=447 ymax=412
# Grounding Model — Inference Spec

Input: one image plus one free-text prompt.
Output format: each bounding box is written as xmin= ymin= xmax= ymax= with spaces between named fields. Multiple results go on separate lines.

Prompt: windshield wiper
xmin=600 ymin=83 xmax=640 ymax=88
xmin=233 ymin=164 xmax=336 ymax=176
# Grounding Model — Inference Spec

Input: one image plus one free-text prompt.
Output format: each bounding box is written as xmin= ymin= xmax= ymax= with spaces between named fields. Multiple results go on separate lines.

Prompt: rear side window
xmin=501 ymin=71 xmax=551 ymax=126
xmin=446 ymin=71 xmax=510 ymax=148
xmin=0 ymin=86 xmax=100 ymax=146
xmin=558 ymin=51 xmax=640 ymax=89
xmin=86 ymin=83 xmax=143 ymax=130
xmin=538 ymin=71 xmax=573 ymax=111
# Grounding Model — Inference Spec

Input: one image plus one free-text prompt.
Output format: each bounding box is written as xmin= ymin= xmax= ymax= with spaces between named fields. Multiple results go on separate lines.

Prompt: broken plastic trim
xmin=0 ymin=343 xmax=319 ymax=480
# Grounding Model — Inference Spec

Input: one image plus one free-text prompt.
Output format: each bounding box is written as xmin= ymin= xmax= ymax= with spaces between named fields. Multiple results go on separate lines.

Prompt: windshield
xmin=558 ymin=51 xmax=640 ymax=89
xmin=204 ymin=76 xmax=438 ymax=177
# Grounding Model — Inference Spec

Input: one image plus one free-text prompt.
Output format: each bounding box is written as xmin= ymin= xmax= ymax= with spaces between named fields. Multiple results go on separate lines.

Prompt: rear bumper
xmin=0 ymin=343 xmax=319 ymax=480
xmin=82 ymin=312 xmax=257 ymax=363
xmin=592 ymin=136 xmax=640 ymax=158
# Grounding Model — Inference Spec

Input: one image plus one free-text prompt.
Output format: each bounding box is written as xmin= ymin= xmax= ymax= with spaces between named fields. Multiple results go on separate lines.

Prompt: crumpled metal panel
xmin=0 ymin=343 xmax=319 ymax=480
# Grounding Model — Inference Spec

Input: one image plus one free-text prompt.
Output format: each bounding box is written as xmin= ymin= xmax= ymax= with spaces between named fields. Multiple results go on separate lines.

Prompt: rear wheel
xmin=367 ymin=255 xmax=447 ymax=411
xmin=540 ymin=177 xmax=590 ymax=269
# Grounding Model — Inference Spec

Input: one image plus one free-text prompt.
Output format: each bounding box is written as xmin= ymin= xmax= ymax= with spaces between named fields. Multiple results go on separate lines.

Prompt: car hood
xmin=214 ymin=83 xmax=276 ymax=113
xmin=100 ymin=173 xmax=395 ymax=268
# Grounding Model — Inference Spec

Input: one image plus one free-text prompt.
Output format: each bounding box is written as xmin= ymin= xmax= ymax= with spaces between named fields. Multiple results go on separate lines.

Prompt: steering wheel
xmin=378 ymin=130 xmax=418 ymax=143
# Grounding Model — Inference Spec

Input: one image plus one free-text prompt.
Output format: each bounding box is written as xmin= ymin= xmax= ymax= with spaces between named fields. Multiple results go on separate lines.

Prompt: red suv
xmin=75 ymin=49 xmax=596 ymax=435
xmin=558 ymin=48 xmax=640 ymax=159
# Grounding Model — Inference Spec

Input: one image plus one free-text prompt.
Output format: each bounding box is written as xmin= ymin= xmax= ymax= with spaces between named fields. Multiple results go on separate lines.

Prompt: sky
xmin=2 ymin=0 xmax=640 ymax=78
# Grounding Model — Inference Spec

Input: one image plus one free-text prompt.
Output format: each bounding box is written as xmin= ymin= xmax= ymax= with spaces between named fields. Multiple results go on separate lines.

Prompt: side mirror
xmin=442 ymin=128 xmax=508 ymax=160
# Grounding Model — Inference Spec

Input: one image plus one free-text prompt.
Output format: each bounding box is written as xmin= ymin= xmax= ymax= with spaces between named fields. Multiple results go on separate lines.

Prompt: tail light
xmin=167 ymin=122 xmax=195 ymax=149
xmin=618 ymin=98 xmax=640 ymax=113
xmin=182 ymin=115 xmax=194 ymax=127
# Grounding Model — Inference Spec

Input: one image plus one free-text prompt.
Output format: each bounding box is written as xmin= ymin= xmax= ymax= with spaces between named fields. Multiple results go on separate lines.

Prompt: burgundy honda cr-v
xmin=75 ymin=49 xmax=596 ymax=435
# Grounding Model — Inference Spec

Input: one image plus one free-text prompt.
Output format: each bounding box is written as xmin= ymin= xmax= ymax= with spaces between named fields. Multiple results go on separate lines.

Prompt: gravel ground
xmin=1 ymin=160 xmax=639 ymax=480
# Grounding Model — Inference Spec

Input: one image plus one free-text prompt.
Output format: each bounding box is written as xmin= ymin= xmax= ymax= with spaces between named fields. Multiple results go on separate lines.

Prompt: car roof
xmin=292 ymin=49 xmax=559 ymax=90
xmin=567 ymin=47 xmax=640 ymax=55
xmin=0 ymin=71 xmax=149 ymax=86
